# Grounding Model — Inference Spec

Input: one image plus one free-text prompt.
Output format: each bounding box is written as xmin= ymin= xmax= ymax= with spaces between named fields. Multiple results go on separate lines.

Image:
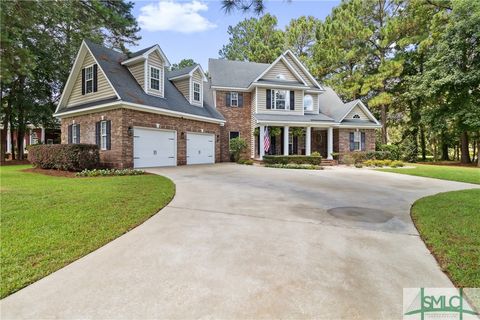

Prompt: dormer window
xmin=193 ymin=81 xmax=201 ymax=102
xmin=150 ymin=67 xmax=160 ymax=91
xmin=230 ymin=92 xmax=238 ymax=106
xmin=84 ymin=65 xmax=94 ymax=94
xmin=353 ymin=114 xmax=360 ymax=119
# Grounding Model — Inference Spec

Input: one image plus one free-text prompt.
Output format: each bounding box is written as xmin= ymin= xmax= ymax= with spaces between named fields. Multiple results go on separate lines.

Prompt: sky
xmin=128 ymin=0 xmax=340 ymax=69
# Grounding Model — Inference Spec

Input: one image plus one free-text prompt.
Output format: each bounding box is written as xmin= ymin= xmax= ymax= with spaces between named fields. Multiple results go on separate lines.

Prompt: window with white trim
xmin=354 ymin=131 xmax=361 ymax=151
xmin=272 ymin=89 xmax=289 ymax=110
xmin=150 ymin=67 xmax=160 ymax=90
xmin=304 ymin=94 xmax=313 ymax=111
xmin=85 ymin=65 xmax=94 ymax=94
xmin=230 ymin=92 xmax=238 ymax=107
xmin=100 ymin=120 xmax=107 ymax=150
xmin=72 ymin=124 xmax=79 ymax=144
xmin=193 ymin=81 xmax=201 ymax=102
xmin=229 ymin=131 xmax=239 ymax=151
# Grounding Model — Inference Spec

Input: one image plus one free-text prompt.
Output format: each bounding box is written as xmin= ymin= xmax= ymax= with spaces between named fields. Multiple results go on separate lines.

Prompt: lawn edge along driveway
xmin=377 ymin=163 xmax=480 ymax=185
xmin=411 ymin=188 xmax=480 ymax=288
xmin=1 ymin=165 xmax=175 ymax=298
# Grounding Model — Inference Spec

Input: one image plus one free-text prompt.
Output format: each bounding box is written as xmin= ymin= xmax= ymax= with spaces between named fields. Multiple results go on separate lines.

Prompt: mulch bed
xmin=1 ymin=160 xmax=31 ymax=166
xmin=21 ymin=168 xmax=77 ymax=178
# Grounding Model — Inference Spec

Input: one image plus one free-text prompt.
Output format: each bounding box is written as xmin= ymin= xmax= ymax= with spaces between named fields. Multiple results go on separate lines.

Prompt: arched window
xmin=353 ymin=114 xmax=361 ymax=119
xmin=304 ymin=95 xmax=313 ymax=111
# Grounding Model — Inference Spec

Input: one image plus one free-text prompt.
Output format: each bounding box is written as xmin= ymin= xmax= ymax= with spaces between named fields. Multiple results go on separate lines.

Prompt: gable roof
xmin=128 ymin=45 xmax=156 ymax=59
xmin=55 ymin=40 xmax=223 ymax=122
xmin=252 ymin=55 xmax=307 ymax=85
xmin=168 ymin=64 xmax=208 ymax=82
xmin=209 ymin=59 xmax=270 ymax=89
xmin=283 ymin=50 xmax=323 ymax=90
xmin=121 ymin=44 xmax=171 ymax=67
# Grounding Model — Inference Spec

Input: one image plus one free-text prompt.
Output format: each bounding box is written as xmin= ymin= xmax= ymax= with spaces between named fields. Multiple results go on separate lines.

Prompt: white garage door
xmin=187 ymin=133 xmax=215 ymax=165
xmin=133 ymin=128 xmax=176 ymax=168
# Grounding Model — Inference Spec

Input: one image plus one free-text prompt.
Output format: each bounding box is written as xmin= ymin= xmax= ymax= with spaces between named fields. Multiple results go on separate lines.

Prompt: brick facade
xmin=336 ymin=128 xmax=376 ymax=162
xmin=61 ymin=107 xmax=221 ymax=168
xmin=216 ymin=91 xmax=252 ymax=162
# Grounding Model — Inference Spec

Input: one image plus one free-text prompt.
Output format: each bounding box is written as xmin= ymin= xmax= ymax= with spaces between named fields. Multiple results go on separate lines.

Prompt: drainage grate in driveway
xmin=327 ymin=207 xmax=394 ymax=224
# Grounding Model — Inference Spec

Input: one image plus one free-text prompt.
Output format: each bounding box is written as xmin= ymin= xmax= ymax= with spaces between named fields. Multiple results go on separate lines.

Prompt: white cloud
xmin=138 ymin=0 xmax=217 ymax=33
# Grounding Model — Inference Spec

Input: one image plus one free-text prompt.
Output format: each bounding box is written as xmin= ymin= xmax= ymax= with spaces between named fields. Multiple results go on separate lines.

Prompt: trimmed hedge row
xmin=28 ymin=144 xmax=100 ymax=171
xmin=262 ymin=155 xmax=322 ymax=165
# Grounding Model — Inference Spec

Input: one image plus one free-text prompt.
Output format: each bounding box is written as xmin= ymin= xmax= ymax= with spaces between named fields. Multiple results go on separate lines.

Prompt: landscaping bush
xmin=265 ymin=163 xmax=322 ymax=170
xmin=390 ymin=160 xmax=404 ymax=168
xmin=229 ymin=137 xmax=247 ymax=162
xmin=354 ymin=163 xmax=363 ymax=168
xmin=262 ymin=155 xmax=322 ymax=165
xmin=28 ymin=144 xmax=99 ymax=171
xmin=237 ymin=159 xmax=254 ymax=165
xmin=311 ymin=151 xmax=321 ymax=157
xmin=76 ymin=168 xmax=145 ymax=177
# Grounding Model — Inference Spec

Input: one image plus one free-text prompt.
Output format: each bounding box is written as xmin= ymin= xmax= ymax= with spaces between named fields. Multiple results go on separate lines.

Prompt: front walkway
xmin=1 ymin=164 xmax=476 ymax=318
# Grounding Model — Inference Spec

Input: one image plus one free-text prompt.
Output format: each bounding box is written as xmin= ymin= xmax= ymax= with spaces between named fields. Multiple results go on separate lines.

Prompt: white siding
xmin=147 ymin=51 xmax=164 ymax=97
xmin=262 ymin=60 xmax=298 ymax=82
xmin=346 ymin=105 xmax=369 ymax=120
xmin=256 ymin=88 xmax=303 ymax=115
xmin=66 ymin=52 xmax=116 ymax=107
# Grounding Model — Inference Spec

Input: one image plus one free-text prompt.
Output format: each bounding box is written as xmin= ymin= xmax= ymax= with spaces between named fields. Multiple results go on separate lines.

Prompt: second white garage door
xmin=186 ymin=133 xmax=215 ymax=165
xmin=133 ymin=128 xmax=176 ymax=168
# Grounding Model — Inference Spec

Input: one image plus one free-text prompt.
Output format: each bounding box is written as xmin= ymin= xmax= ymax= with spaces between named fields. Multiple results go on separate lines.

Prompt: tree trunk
xmin=17 ymin=125 xmax=25 ymax=160
xmin=9 ymin=121 xmax=15 ymax=160
xmin=441 ymin=142 xmax=449 ymax=161
xmin=381 ymin=104 xmax=387 ymax=144
xmin=460 ymin=131 xmax=471 ymax=164
xmin=420 ymin=125 xmax=426 ymax=161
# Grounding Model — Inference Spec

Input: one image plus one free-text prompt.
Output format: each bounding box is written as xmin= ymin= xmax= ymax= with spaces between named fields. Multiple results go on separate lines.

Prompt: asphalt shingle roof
xmin=255 ymin=113 xmax=334 ymax=123
xmin=76 ymin=40 xmax=224 ymax=121
xmin=208 ymin=58 xmax=270 ymax=88
xmin=128 ymin=45 xmax=156 ymax=59
xmin=168 ymin=65 xmax=198 ymax=79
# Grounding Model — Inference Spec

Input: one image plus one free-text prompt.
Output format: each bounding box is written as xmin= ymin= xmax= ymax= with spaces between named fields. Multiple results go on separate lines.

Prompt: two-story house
xmin=54 ymin=40 xmax=381 ymax=168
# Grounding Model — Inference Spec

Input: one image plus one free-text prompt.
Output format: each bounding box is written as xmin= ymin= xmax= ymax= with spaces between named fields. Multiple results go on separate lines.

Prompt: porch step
xmin=320 ymin=159 xmax=338 ymax=166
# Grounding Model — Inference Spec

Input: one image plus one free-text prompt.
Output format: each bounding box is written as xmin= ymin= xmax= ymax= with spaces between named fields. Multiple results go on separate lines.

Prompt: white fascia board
xmin=54 ymin=101 xmax=225 ymax=124
xmin=120 ymin=55 xmax=145 ymax=66
xmin=335 ymin=123 xmax=382 ymax=129
xmin=283 ymin=50 xmax=323 ymax=90
xmin=210 ymin=85 xmax=250 ymax=92
xmin=122 ymin=45 xmax=171 ymax=67
xmin=252 ymin=55 xmax=307 ymax=85
xmin=249 ymin=82 xmax=309 ymax=91
xmin=168 ymin=74 xmax=190 ymax=81
xmin=190 ymin=65 xmax=208 ymax=82
xmin=338 ymin=100 xmax=380 ymax=125
xmin=255 ymin=120 xmax=337 ymax=127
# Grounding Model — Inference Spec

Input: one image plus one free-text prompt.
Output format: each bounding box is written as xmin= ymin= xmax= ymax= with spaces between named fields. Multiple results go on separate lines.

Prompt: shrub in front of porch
xmin=28 ymin=144 xmax=100 ymax=171
xmin=263 ymin=155 xmax=322 ymax=166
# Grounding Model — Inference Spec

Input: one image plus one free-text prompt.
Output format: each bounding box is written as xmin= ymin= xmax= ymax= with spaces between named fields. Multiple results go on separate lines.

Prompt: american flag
xmin=264 ymin=127 xmax=270 ymax=152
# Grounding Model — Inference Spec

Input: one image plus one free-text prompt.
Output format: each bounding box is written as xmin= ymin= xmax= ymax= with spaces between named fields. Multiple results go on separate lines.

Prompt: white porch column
xmin=41 ymin=127 xmax=45 ymax=143
xmin=283 ymin=126 xmax=289 ymax=155
xmin=6 ymin=123 xmax=11 ymax=153
xmin=305 ymin=127 xmax=311 ymax=156
xmin=259 ymin=125 xmax=265 ymax=160
xmin=327 ymin=127 xmax=333 ymax=160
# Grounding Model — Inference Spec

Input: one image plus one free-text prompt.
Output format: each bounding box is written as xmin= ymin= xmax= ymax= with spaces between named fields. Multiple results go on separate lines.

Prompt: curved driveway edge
xmin=2 ymin=164 xmax=477 ymax=319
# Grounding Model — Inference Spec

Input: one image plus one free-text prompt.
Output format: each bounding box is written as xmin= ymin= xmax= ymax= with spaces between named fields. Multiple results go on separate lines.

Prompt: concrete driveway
xmin=1 ymin=164 xmax=477 ymax=319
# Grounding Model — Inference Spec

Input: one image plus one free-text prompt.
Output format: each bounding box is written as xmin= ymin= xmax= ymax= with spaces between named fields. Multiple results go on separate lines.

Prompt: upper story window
xmin=353 ymin=114 xmax=360 ymax=119
xmin=193 ymin=81 xmax=201 ymax=102
xmin=273 ymin=89 xmax=288 ymax=110
xmin=85 ymin=65 xmax=94 ymax=94
xmin=304 ymin=95 xmax=313 ymax=112
xmin=230 ymin=92 xmax=238 ymax=106
xmin=150 ymin=67 xmax=160 ymax=91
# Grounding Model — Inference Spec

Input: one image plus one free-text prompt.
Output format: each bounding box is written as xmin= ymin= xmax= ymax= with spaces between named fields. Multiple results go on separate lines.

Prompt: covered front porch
xmin=253 ymin=125 xmax=334 ymax=160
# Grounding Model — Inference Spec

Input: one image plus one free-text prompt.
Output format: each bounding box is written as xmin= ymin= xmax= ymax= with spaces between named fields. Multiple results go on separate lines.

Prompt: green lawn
xmin=411 ymin=189 xmax=480 ymax=287
xmin=0 ymin=165 xmax=175 ymax=298
xmin=378 ymin=164 xmax=480 ymax=184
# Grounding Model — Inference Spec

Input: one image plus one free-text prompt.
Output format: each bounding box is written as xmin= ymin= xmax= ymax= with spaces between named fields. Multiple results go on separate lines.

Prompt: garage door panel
xmin=134 ymin=128 xmax=176 ymax=168
xmin=187 ymin=133 xmax=215 ymax=165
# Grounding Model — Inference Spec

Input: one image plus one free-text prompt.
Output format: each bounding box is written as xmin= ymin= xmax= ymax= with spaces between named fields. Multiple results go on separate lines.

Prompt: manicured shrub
xmin=28 ymin=144 xmax=99 ymax=171
xmin=229 ymin=137 xmax=248 ymax=162
xmin=390 ymin=160 xmax=404 ymax=168
xmin=76 ymin=168 xmax=145 ymax=177
xmin=265 ymin=163 xmax=322 ymax=170
xmin=311 ymin=151 xmax=321 ymax=157
xmin=237 ymin=159 xmax=254 ymax=165
xmin=263 ymin=155 xmax=322 ymax=165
